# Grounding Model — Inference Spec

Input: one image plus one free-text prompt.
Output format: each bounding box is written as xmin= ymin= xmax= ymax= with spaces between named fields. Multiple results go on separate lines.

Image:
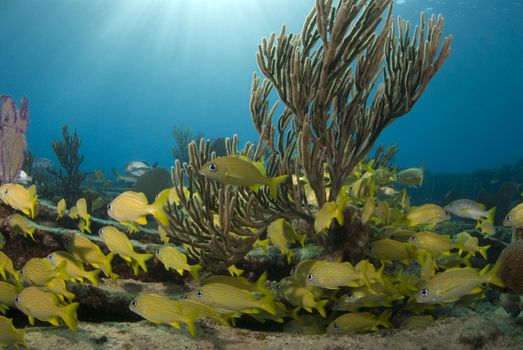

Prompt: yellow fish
xmin=41 ymin=277 xmax=75 ymax=303
xmin=15 ymin=286 xmax=79 ymax=331
xmin=68 ymin=206 xmax=78 ymax=219
xmin=361 ymin=197 xmax=375 ymax=225
xmin=47 ymin=251 xmax=99 ymax=286
xmin=188 ymin=282 xmax=277 ymax=315
xmin=0 ymin=183 xmax=37 ymax=218
xmin=314 ymin=189 xmax=349 ymax=233
xmin=283 ymin=314 xmax=327 ymax=335
xmin=0 ymin=252 xmax=21 ymax=286
xmin=0 ymin=281 xmax=20 ymax=314
xmin=202 ymin=272 xmax=270 ymax=296
xmin=267 ymin=218 xmax=306 ymax=264
xmin=327 ymin=310 xmax=392 ymax=334
xmin=0 ymin=316 xmax=29 ymax=349
xmin=305 ymin=260 xmax=369 ymax=290
xmin=408 ymin=231 xmax=457 ymax=253
xmin=91 ymin=196 xmax=105 ymax=212
xmin=20 ymin=257 xmax=65 ymax=286
xmin=76 ymin=198 xmax=91 ymax=233
xmin=98 ymin=226 xmax=153 ymax=274
xmin=226 ymin=264 xmax=244 ymax=277
xmin=107 ymin=191 xmax=169 ymax=231
xmin=453 ymin=232 xmax=489 ymax=259
xmin=277 ymin=277 xmax=328 ymax=317
xmin=406 ymin=204 xmax=450 ymax=228
xmin=416 ymin=262 xmax=504 ymax=304
xmin=56 ymin=198 xmax=66 ymax=220
xmin=129 ymin=293 xmax=200 ymax=336
xmin=476 ymin=219 xmax=496 ymax=236
xmin=503 ymin=203 xmax=523 ymax=227
xmin=7 ymin=214 xmax=35 ymax=241
xmin=199 ymin=155 xmax=288 ymax=198
xmin=368 ymin=239 xmax=412 ymax=264
xmin=155 ymin=246 xmax=201 ymax=280
xmin=65 ymin=234 xmax=117 ymax=280
xmin=397 ymin=166 xmax=423 ymax=187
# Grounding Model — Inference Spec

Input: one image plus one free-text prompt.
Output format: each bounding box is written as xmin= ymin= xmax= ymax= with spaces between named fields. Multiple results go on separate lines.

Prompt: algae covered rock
xmin=498 ymin=240 xmax=523 ymax=294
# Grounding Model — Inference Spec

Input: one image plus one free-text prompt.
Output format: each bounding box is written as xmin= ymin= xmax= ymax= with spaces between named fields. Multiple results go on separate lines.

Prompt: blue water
xmin=0 ymin=0 xmax=521 ymax=175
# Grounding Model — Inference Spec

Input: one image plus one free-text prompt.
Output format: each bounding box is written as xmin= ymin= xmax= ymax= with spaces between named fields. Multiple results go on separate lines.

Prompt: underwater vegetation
xmin=0 ymin=0 xmax=522 ymax=348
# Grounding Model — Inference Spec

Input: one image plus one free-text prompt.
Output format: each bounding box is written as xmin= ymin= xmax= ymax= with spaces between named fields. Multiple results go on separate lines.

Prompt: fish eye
xmin=368 ymin=245 xmax=374 ymax=252
xmin=420 ymin=289 xmax=429 ymax=297
xmin=276 ymin=282 xmax=281 ymax=289
xmin=48 ymin=254 xmax=53 ymax=260
xmin=183 ymin=295 xmax=189 ymax=300
xmin=15 ymin=296 xmax=19 ymax=304
xmin=332 ymin=323 xmax=339 ymax=331
xmin=155 ymin=249 xmax=160 ymax=255
xmin=208 ymin=163 xmax=217 ymax=172
xmin=507 ymin=215 xmax=512 ymax=221
xmin=107 ymin=204 xmax=112 ymax=210
xmin=290 ymin=267 xmax=297 ymax=274
xmin=347 ymin=292 xmax=353 ymax=299
xmin=307 ymin=273 xmax=313 ymax=281
xmin=98 ymin=228 xmax=104 ymax=236
xmin=410 ymin=236 xmax=416 ymax=241
xmin=130 ymin=300 xmax=137 ymax=308
xmin=195 ymin=290 xmax=203 ymax=298
xmin=3 ymin=189 xmax=7 ymax=195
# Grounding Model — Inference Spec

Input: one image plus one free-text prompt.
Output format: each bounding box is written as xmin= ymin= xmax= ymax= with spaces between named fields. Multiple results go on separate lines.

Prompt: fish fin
xmin=184 ymin=311 xmax=199 ymax=336
xmin=134 ymin=253 xmax=153 ymax=273
xmin=479 ymin=245 xmax=490 ymax=260
xmin=0 ymin=260 xmax=7 ymax=280
xmin=315 ymin=299 xmax=329 ymax=318
xmin=28 ymin=316 xmax=35 ymax=326
xmin=255 ymin=271 xmax=271 ymax=296
xmin=150 ymin=190 xmax=170 ymax=226
xmin=269 ymin=175 xmax=288 ymax=198
xmin=0 ymin=304 xmax=8 ymax=314
xmin=485 ymin=259 xmax=504 ymax=288
xmin=296 ymin=233 xmax=306 ymax=247
xmin=486 ymin=207 xmax=496 ymax=225
xmin=249 ymin=184 xmax=261 ymax=193
xmin=87 ymin=269 xmax=100 ymax=286
xmin=103 ymin=251 xmax=118 ymax=280
xmin=175 ymin=269 xmax=185 ymax=276
xmin=62 ymin=302 xmax=79 ymax=332
xmin=259 ymin=295 xmax=277 ymax=315
xmin=256 ymin=239 xmax=270 ymax=252
xmin=286 ymin=250 xmax=294 ymax=265
xmin=19 ymin=327 xmax=29 ymax=350
xmin=189 ymin=264 xmax=202 ymax=281
xmin=169 ymin=321 xmax=181 ymax=329
xmin=26 ymin=226 xmax=36 ymax=241
xmin=48 ymin=317 xmax=61 ymax=326
xmin=378 ymin=309 xmax=393 ymax=328
xmin=135 ymin=216 xmax=148 ymax=226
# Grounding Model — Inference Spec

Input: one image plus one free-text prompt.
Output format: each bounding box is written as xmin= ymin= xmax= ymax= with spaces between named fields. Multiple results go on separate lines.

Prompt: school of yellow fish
xmin=0 ymin=155 xmax=518 ymax=347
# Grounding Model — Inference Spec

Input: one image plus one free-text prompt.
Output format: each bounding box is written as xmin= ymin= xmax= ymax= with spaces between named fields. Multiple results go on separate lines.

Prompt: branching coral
xmin=172 ymin=126 xmax=204 ymax=164
xmin=163 ymin=0 xmax=452 ymax=271
xmin=0 ymin=96 xmax=29 ymax=184
xmin=50 ymin=125 xmax=87 ymax=203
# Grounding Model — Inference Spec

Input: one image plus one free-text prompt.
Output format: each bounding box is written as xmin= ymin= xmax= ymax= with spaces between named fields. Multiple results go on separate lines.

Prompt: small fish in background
xmin=503 ymin=203 xmax=523 ymax=227
xmin=0 ymin=232 xmax=5 ymax=249
xmin=326 ymin=310 xmax=392 ymax=334
xmin=406 ymin=204 xmax=450 ymax=228
xmin=396 ymin=166 xmax=424 ymax=187
xmin=75 ymin=198 xmax=91 ymax=233
xmin=226 ymin=264 xmax=244 ymax=277
xmin=203 ymin=272 xmax=270 ymax=295
xmin=0 ymin=281 xmax=21 ymax=313
xmin=155 ymin=246 xmax=201 ymax=280
xmin=199 ymin=155 xmax=288 ymax=198
xmin=416 ymin=262 xmax=504 ymax=304
xmin=408 ymin=231 xmax=457 ymax=253
xmin=32 ymin=157 xmax=54 ymax=170
xmin=15 ymin=286 xmax=79 ymax=332
xmin=91 ymin=196 xmax=105 ymax=212
xmin=283 ymin=314 xmax=328 ymax=335
xmin=0 ymin=183 xmax=37 ymax=218
xmin=476 ymin=219 xmax=496 ymax=236
xmin=367 ymin=239 xmax=412 ymax=264
xmin=65 ymin=234 xmax=117 ymax=280
xmin=17 ymin=170 xmax=32 ymax=185
xmin=277 ymin=277 xmax=328 ymax=317
xmin=68 ymin=206 xmax=78 ymax=219
xmin=453 ymin=232 xmax=490 ymax=259
xmin=7 ymin=214 xmax=36 ymax=241
xmin=47 ymin=251 xmax=100 ymax=286
xmin=107 ymin=190 xmax=170 ymax=231
xmin=187 ymin=282 xmax=277 ymax=316
xmin=305 ymin=260 xmax=372 ymax=290
xmin=56 ymin=198 xmax=66 ymax=220
xmin=129 ymin=293 xmax=200 ymax=336
xmin=98 ymin=226 xmax=153 ymax=274
xmin=20 ymin=257 xmax=66 ymax=287
xmin=444 ymin=199 xmax=495 ymax=224
xmin=0 ymin=315 xmax=29 ymax=349
xmin=267 ymin=218 xmax=306 ymax=264
xmin=41 ymin=277 xmax=76 ymax=303
xmin=0 ymin=251 xmax=21 ymax=286
xmin=125 ymin=161 xmax=154 ymax=177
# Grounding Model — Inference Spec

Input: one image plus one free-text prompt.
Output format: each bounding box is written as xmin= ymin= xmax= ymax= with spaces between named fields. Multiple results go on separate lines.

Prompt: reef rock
xmin=498 ymin=240 xmax=523 ymax=294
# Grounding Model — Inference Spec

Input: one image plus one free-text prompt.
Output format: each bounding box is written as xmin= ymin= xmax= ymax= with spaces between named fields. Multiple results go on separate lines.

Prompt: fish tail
xmin=12 ymin=270 xmax=22 ymax=288
xmin=27 ymin=226 xmax=36 ymax=241
xmin=486 ymin=207 xmax=496 ymax=226
xmin=86 ymin=269 xmax=100 ymax=286
xmin=479 ymin=245 xmax=490 ymax=260
xmin=149 ymin=192 xmax=170 ymax=226
xmin=134 ymin=253 xmax=153 ymax=273
xmin=184 ymin=311 xmax=199 ymax=336
xmin=103 ymin=252 xmax=119 ymax=280
xmin=189 ymin=264 xmax=202 ymax=281
xmin=378 ymin=309 xmax=393 ymax=328
xmin=19 ymin=327 xmax=30 ymax=350
xmin=259 ymin=295 xmax=277 ymax=315
xmin=484 ymin=259 xmax=504 ymax=288
xmin=315 ymin=299 xmax=329 ymax=318
xmin=286 ymin=250 xmax=294 ymax=265
xmin=255 ymin=271 xmax=271 ymax=296
xmin=0 ymin=260 xmax=6 ymax=280
xmin=61 ymin=302 xmax=79 ymax=332
xmin=269 ymin=175 xmax=288 ymax=198
xmin=296 ymin=233 xmax=306 ymax=247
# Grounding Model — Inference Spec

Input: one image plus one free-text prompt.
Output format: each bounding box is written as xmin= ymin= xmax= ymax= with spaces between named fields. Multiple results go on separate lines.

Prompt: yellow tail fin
xmin=133 ymin=253 xmax=153 ymax=273
xmin=61 ymin=302 xmax=79 ymax=332
xmin=269 ymin=175 xmax=289 ymax=198
xmin=149 ymin=190 xmax=170 ymax=226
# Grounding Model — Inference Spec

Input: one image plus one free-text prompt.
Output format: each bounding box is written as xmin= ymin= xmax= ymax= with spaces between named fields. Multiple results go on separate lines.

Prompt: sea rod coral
xmin=162 ymin=0 xmax=452 ymax=271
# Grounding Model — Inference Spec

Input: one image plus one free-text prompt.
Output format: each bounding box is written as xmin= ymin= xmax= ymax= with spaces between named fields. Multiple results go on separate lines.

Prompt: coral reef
xmin=50 ymin=125 xmax=87 ymax=203
xmin=163 ymin=0 xmax=452 ymax=270
xmin=172 ymin=126 xmax=204 ymax=164
xmin=0 ymin=95 xmax=29 ymax=184
xmin=498 ymin=240 xmax=523 ymax=294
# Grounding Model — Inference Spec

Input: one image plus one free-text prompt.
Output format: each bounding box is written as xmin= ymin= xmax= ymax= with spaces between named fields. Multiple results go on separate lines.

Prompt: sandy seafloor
xmin=20 ymin=279 xmax=523 ymax=350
